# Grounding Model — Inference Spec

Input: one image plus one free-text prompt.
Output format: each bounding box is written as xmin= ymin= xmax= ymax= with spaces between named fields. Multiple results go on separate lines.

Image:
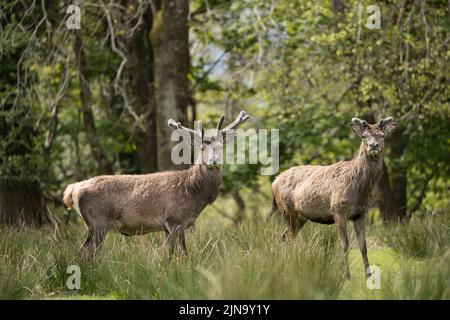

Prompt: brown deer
xmin=63 ymin=111 xmax=250 ymax=257
xmin=270 ymin=117 xmax=397 ymax=278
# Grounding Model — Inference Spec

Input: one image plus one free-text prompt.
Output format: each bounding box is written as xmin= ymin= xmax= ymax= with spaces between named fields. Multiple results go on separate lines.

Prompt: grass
xmin=374 ymin=213 xmax=450 ymax=258
xmin=0 ymin=202 xmax=449 ymax=300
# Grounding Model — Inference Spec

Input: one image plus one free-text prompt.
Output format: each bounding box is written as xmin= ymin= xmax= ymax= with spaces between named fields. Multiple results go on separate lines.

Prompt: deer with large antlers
xmin=270 ymin=117 xmax=397 ymax=278
xmin=63 ymin=111 xmax=250 ymax=257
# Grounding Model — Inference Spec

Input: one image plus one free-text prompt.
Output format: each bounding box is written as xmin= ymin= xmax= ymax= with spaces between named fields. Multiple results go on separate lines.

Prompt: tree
xmin=0 ymin=0 xmax=447 ymax=227
xmin=0 ymin=1 xmax=54 ymax=226
xmin=74 ymin=30 xmax=113 ymax=175
xmin=151 ymin=0 xmax=190 ymax=170
xmin=120 ymin=3 xmax=158 ymax=173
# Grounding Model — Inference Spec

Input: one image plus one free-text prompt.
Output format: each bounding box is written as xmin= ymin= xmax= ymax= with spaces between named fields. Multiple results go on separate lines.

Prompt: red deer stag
xmin=63 ymin=111 xmax=250 ymax=257
xmin=270 ymin=117 xmax=397 ymax=278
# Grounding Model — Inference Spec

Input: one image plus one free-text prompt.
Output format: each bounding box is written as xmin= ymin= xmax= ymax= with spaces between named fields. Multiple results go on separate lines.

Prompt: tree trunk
xmin=0 ymin=176 xmax=50 ymax=227
xmin=391 ymin=166 xmax=408 ymax=220
xmin=74 ymin=30 xmax=113 ymax=175
xmin=378 ymin=130 xmax=408 ymax=223
xmin=389 ymin=130 xmax=408 ymax=221
xmin=123 ymin=8 xmax=158 ymax=173
xmin=151 ymin=0 xmax=189 ymax=171
xmin=378 ymin=161 xmax=397 ymax=224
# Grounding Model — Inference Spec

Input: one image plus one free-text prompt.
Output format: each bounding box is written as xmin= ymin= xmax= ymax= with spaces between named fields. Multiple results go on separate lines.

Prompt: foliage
xmin=190 ymin=0 xmax=450 ymax=215
xmin=0 ymin=1 xmax=448 ymax=217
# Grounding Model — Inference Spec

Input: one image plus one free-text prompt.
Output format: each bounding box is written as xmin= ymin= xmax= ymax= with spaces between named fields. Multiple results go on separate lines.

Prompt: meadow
xmin=1 ymin=195 xmax=448 ymax=300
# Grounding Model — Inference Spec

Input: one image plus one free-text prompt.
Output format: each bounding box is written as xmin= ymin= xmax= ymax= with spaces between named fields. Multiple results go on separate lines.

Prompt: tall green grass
xmin=0 ymin=219 xmax=346 ymax=299
xmin=381 ymin=250 xmax=450 ymax=299
xmin=374 ymin=213 xmax=450 ymax=258
xmin=0 ymin=208 xmax=449 ymax=300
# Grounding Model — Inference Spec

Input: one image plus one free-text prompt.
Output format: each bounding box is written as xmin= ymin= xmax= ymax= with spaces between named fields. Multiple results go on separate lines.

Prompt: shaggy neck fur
xmin=187 ymin=164 xmax=222 ymax=205
xmin=350 ymin=142 xmax=384 ymax=202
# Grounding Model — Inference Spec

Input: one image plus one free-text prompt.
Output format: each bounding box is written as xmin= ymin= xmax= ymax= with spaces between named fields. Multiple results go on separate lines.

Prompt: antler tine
xmin=221 ymin=111 xmax=250 ymax=133
xmin=216 ymin=115 xmax=225 ymax=131
xmin=379 ymin=117 xmax=394 ymax=126
xmin=351 ymin=117 xmax=368 ymax=127
xmin=168 ymin=119 xmax=202 ymax=138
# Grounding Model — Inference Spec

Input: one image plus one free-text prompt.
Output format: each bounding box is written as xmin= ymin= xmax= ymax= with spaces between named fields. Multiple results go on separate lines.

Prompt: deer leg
xmin=177 ymin=225 xmax=188 ymax=256
xmin=80 ymin=227 xmax=95 ymax=257
xmin=335 ymin=214 xmax=351 ymax=279
xmin=80 ymin=227 xmax=104 ymax=258
xmin=92 ymin=227 xmax=107 ymax=256
xmin=80 ymin=226 xmax=107 ymax=259
xmin=282 ymin=215 xmax=307 ymax=242
xmin=353 ymin=216 xmax=371 ymax=279
xmin=164 ymin=224 xmax=179 ymax=257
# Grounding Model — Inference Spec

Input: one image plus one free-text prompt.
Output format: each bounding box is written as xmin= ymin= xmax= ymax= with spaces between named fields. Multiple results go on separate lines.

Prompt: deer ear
xmin=168 ymin=119 xmax=180 ymax=129
xmin=379 ymin=117 xmax=397 ymax=135
xmin=348 ymin=123 xmax=365 ymax=136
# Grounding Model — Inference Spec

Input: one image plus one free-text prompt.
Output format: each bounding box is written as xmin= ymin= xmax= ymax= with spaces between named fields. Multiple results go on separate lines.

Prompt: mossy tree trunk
xmin=151 ymin=0 xmax=190 ymax=171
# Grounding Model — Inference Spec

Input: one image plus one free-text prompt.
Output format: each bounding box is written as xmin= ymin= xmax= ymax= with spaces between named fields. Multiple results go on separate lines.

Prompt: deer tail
xmin=63 ymin=183 xmax=76 ymax=210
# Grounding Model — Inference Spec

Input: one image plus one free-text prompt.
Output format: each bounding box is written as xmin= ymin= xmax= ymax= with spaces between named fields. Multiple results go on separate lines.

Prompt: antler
xmin=168 ymin=119 xmax=202 ymax=140
xmin=351 ymin=117 xmax=369 ymax=127
xmin=216 ymin=115 xmax=225 ymax=131
xmin=220 ymin=111 xmax=250 ymax=134
xmin=378 ymin=117 xmax=394 ymax=128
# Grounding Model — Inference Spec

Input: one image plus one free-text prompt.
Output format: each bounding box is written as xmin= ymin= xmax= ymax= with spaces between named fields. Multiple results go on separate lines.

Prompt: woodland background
xmin=0 ymin=0 xmax=449 ymax=228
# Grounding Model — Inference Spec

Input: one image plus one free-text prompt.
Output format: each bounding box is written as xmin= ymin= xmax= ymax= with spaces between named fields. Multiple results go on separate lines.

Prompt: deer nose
xmin=369 ymin=142 xmax=379 ymax=149
xmin=208 ymin=158 xmax=219 ymax=165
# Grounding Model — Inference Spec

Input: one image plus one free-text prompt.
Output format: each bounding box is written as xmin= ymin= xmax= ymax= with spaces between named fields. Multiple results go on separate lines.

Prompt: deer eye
xmin=203 ymin=140 xmax=211 ymax=145
xmin=362 ymin=133 xmax=368 ymax=138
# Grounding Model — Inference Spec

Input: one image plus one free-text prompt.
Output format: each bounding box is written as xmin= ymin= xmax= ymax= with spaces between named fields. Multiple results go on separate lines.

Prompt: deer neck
xmin=188 ymin=164 xmax=222 ymax=205
xmin=352 ymin=142 xmax=383 ymax=196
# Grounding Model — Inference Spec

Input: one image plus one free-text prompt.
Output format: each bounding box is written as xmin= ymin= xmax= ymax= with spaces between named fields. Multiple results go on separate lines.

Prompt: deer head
xmin=348 ymin=117 xmax=397 ymax=158
xmin=168 ymin=111 xmax=250 ymax=169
